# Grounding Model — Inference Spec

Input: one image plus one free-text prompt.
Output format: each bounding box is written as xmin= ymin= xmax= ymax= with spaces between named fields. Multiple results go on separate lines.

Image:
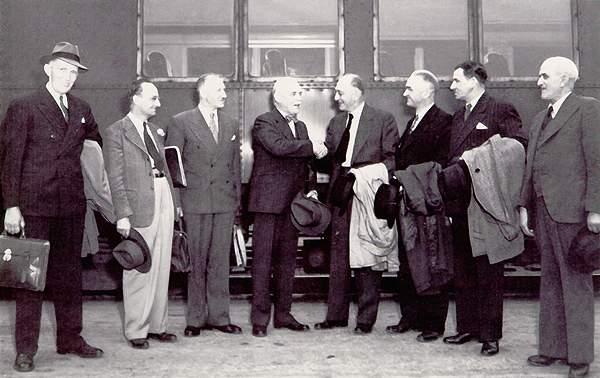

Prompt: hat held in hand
xmin=290 ymin=191 xmax=331 ymax=236
xmin=112 ymin=228 xmax=152 ymax=273
xmin=567 ymin=226 xmax=600 ymax=274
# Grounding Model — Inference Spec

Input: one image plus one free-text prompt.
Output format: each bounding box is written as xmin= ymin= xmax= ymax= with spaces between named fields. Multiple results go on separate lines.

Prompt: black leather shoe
xmin=443 ymin=332 xmax=474 ymax=345
xmin=416 ymin=331 xmax=441 ymax=342
xmin=527 ymin=354 xmax=566 ymax=366
xmin=481 ymin=341 xmax=499 ymax=356
xmin=206 ymin=324 xmax=243 ymax=334
xmin=569 ymin=363 xmax=590 ymax=377
xmin=274 ymin=319 xmax=310 ymax=332
xmin=13 ymin=353 xmax=34 ymax=372
xmin=184 ymin=326 xmax=201 ymax=337
xmin=148 ymin=332 xmax=177 ymax=342
xmin=252 ymin=325 xmax=267 ymax=337
xmin=129 ymin=338 xmax=149 ymax=349
xmin=386 ymin=321 xmax=412 ymax=334
xmin=314 ymin=320 xmax=348 ymax=330
xmin=354 ymin=324 xmax=373 ymax=334
xmin=57 ymin=340 xmax=104 ymax=358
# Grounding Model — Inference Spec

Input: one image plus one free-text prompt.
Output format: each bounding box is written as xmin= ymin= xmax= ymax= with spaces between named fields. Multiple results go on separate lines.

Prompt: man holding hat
xmin=1 ymin=41 xmax=103 ymax=372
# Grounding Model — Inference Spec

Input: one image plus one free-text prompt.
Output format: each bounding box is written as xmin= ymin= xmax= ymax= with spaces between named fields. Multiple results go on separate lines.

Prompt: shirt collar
xmin=45 ymin=82 xmax=68 ymax=108
xmin=467 ymin=90 xmax=485 ymax=110
xmin=198 ymin=103 xmax=217 ymax=121
xmin=127 ymin=112 xmax=147 ymax=131
xmin=550 ymin=91 xmax=572 ymax=118
xmin=415 ymin=102 xmax=434 ymax=120
xmin=349 ymin=101 xmax=366 ymax=121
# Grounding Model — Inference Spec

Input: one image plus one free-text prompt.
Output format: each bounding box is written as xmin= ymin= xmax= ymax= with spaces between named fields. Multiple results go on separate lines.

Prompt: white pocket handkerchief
xmin=475 ymin=122 xmax=488 ymax=130
xmin=231 ymin=134 xmax=236 ymax=141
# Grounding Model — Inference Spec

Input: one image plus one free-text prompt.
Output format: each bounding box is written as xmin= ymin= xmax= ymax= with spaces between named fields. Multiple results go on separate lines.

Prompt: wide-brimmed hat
xmin=329 ymin=172 xmax=356 ymax=213
xmin=40 ymin=41 xmax=88 ymax=71
xmin=290 ymin=191 xmax=332 ymax=236
xmin=567 ymin=226 xmax=600 ymax=273
xmin=112 ymin=229 xmax=151 ymax=273
xmin=374 ymin=180 xmax=401 ymax=228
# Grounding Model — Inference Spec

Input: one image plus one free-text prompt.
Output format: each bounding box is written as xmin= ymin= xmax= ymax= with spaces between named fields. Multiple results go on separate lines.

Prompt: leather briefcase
xmin=0 ymin=232 xmax=50 ymax=291
xmin=171 ymin=219 xmax=191 ymax=273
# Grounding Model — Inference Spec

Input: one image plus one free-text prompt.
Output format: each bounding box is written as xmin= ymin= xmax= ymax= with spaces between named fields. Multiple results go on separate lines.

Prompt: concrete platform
xmin=0 ymin=297 xmax=599 ymax=377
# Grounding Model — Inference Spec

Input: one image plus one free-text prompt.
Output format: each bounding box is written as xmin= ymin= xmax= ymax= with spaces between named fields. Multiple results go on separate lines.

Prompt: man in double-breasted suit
xmin=520 ymin=57 xmax=600 ymax=378
xmin=2 ymin=42 xmax=104 ymax=373
xmin=166 ymin=73 xmax=242 ymax=337
xmin=248 ymin=77 xmax=326 ymax=337
xmin=386 ymin=70 xmax=451 ymax=342
xmin=442 ymin=61 xmax=526 ymax=356
xmin=314 ymin=73 xmax=400 ymax=334
xmin=105 ymin=78 xmax=178 ymax=349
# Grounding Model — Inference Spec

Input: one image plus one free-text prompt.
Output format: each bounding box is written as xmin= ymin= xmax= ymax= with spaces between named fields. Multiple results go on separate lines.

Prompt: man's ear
xmin=43 ymin=63 xmax=52 ymax=78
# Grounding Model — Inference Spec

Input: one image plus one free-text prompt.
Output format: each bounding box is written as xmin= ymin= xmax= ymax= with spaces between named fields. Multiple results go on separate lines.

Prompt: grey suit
xmin=166 ymin=108 xmax=241 ymax=327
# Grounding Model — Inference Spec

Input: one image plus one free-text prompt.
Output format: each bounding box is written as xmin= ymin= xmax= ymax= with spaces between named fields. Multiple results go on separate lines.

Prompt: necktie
xmin=408 ymin=114 xmax=419 ymax=134
xmin=335 ymin=113 xmax=354 ymax=163
xmin=208 ymin=112 xmax=219 ymax=142
xmin=285 ymin=115 xmax=297 ymax=138
xmin=540 ymin=106 xmax=554 ymax=130
xmin=464 ymin=103 xmax=472 ymax=121
xmin=143 ymin=122 xmax=165 ymax=172
xmin=59 ymin=95 xmax=69 ymax=123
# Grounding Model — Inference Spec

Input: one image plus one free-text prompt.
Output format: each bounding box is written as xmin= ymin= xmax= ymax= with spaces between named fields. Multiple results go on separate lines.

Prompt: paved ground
xmin=0 ymin=297 xmax=598 ymax=377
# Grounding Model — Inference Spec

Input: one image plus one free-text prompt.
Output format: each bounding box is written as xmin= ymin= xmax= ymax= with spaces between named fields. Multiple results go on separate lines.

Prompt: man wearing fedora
xmin=1 ymin=41 xmax=103 ymax=372
xmin=105 ymin=78 xmax=178 ymax=349
xmin=520 ymin=57 xmax=600 ymax=378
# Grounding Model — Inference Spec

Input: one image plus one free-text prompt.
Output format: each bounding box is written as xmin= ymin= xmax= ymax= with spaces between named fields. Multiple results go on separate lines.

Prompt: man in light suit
xmin=520 ymin=57 xmax=600 ymax=378
xmin=314 ymin=73 xmax=400 ymax=334
xmin=105 ymin=78 xmax=178 ymax=349
xmin=166 ymin=73 xmax=242 ymax=337
xmin=248 ymin=77 xmax=326 ymax=337
xmin=2 ymin=42 xmax=103 ymax=373
xmin=386 ymin=70 xmax=451 ymax=342
xmin=442 ymin=61 xmax=526 ymax=356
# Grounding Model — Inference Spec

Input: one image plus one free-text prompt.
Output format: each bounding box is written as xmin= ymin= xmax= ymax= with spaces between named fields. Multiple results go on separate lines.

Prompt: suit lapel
xmin=400 ymin=105 xmax=437 ymax=153
xmin=449 ymin=93 xmax=490 ymax=157
xmin=537 ymin=94 xmax=579 ymax=147
xmin=186 ymin=108 xmax=217 ymax=152
xmin=123 ymin=116 xmax=150 ymax=158
xmin=274 ymin=110 xmax=297 ymax=140
xmin=36 ymin=90 xmax=68 ymax=132
xmin=351 ymin=104 xmax=373 ymax=164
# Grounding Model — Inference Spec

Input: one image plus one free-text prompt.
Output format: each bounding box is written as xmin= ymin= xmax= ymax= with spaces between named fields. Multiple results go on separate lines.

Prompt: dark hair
xmin=454 ymin=60 xmax=488 ymax=84
xmin=127 ymin=77 xmax=153 ymax=109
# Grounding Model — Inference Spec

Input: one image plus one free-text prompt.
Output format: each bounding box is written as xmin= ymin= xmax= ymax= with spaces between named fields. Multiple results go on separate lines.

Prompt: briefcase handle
xmin=1 ymin=229 xmax=27 ymax=240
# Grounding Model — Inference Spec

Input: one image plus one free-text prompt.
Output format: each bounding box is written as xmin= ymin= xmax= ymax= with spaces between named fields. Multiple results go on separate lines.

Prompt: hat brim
xmin=40 ymin=55 xmax=89 ymax=71
xmin=112 ymin=229 xmax=152 ymax=273
xmin=291 ymin=198 xmax=332 ymax=236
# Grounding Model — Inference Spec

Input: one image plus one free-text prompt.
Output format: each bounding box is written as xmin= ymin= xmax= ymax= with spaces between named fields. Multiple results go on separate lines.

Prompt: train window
xmin=141 ymin=0 xmax=236 ymax=79
xmin=247 ymin=0 xmax=340 ymax=79
xmin=482 ymin=0 xmax=575 ymax=79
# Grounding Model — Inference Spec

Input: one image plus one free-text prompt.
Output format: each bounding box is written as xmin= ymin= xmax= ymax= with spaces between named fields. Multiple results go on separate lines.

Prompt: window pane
xmin=378 ymin=0 xmax=468 ymax=78
xmin=142 ymin=0 xmax=234 ymax=78
xmin=248 ymin=0 xmax=339 ymax=77
xmin=482 ymin=0 xmax=573 ymax=78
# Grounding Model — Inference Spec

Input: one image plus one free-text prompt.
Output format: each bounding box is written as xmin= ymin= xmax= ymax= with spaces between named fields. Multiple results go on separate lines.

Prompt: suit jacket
xmin=104 ymin=116 xmax=177 ymax=228
xmin=248 ymin=109 xmax=315 ymax=214
xmin=396 ymin=104 xmax=451 ymax=170
xmin=520 ymin=93 xmax=600 ymax=223
xmin=166 ymin=108 xmax=241 ymax=214
xmin=325 ymin=103 xmax=400 ymax=201
xmin=1 ymin=89 xmax=101 ymax=217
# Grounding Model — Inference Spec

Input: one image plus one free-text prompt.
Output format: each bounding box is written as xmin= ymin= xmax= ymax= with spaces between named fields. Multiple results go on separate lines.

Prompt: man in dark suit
xmin=248 ymin=77 xmax=326 ymax=337
xmin=105 ymin=79 xmax=178 ymax=349
xmin=386 ymin=70 xmax=451 ymax=342
xmin=166 ymin=73 xmax=242 ymax=337
xmin=1 ymin=42 xmax=103 ymax=373
xmin=520 ymin=57 xmax=600 ymax=378
xmin=442 ymin=61 xmax=526 ymax=356
xmin=314 ymin=73 xmax=400 ymax=334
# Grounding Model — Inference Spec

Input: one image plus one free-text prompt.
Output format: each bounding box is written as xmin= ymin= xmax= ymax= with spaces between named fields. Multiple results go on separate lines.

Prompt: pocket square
xmin=231 ymin=134 xmax=236 ymax=141
xmin=475 ymin=122 xmax=488 ymax=130
xmin=81 ymin=117 xmax=86 ymax=124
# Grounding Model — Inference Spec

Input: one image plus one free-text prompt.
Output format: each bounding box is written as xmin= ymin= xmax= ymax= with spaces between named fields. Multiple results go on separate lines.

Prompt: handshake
xmin=312 ymin=140 xmax=328 ymax=159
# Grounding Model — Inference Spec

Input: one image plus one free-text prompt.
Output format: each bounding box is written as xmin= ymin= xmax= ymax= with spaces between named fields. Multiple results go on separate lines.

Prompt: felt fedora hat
xmin=40 ymin=41 xmax=88 ymax=71
xmin=290 ymin=191 xmax=332 ymax=236
xmin=112 ymin=228 xmax=152 ymax=273
xmin=374 ymin=181 xmax=401 ymax=228
xmin=567 ymin=226 xmax=600 ymax=274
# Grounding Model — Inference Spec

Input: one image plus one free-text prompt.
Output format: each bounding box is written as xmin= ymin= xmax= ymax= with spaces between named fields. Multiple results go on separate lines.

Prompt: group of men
xmin=1 ymin=41 xmax=597 ymax=378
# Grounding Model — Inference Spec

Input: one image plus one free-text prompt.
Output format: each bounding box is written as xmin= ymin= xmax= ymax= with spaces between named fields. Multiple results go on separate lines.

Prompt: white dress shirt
xmin=342 ymin=101 xmax=365 ymax=167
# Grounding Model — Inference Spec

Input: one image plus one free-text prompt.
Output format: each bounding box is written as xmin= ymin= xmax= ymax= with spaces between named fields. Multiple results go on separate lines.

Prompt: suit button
xmin=475 ymin=168 xmax=480 ymax=173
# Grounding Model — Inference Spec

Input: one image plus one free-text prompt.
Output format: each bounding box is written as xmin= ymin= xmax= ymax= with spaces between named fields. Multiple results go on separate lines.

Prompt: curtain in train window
xmin=248 ymin=0 xmax=339 ymax=78
xmin=482 ymin=0 xmax=573 ymax=79
xmin=377 ymin=0 xmax=468 ymax=78
xmin=142 ymin=0 xmax=235 ymax=78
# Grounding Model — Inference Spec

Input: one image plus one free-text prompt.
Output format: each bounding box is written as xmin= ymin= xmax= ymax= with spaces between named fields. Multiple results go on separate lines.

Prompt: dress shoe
xmin=443 ymin=332 xmax=474 ymax=345
xmin=205 ymin=324 xmax=243 ymax=334
xmin=354 ymin=324 xmax=373 ymax=334
xmin=386 ymin=321 xmax=412 ymax=334
xmin=314 ymin=320 xmax=348 ymax=330
xmin=148 ymin=332 xmax=177 ymax=342
xmin=184 ymin=326 xmax=201 ymax=337
xmin=129 ymin=338 xmax=149 ymax=349
xmin=569 ymin=363 xmax=590 ymax=377
xmin=252 ymin=325 xmax=267 ymax=337
xmin=57 ymin=340 xmax=104 ymax=358
xmin=416 ymin=331 xmax=441 ymax=342
xmin=274 ymin=319 xmax=310 ymax=331
xmin=480 ymin=341 xmax=499 ymax=356
xmin=13 ymin=353 xmax=34 ymax=373
xmin=527 ymin=354 xmax=567 ymax=367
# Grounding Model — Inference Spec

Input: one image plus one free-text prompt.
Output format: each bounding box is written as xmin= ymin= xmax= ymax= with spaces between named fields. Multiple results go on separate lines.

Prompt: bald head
xmin=273 ymin=77 xmax=303 ymax=116
xmin=538 ymin=56 xmax=578 ymax=103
